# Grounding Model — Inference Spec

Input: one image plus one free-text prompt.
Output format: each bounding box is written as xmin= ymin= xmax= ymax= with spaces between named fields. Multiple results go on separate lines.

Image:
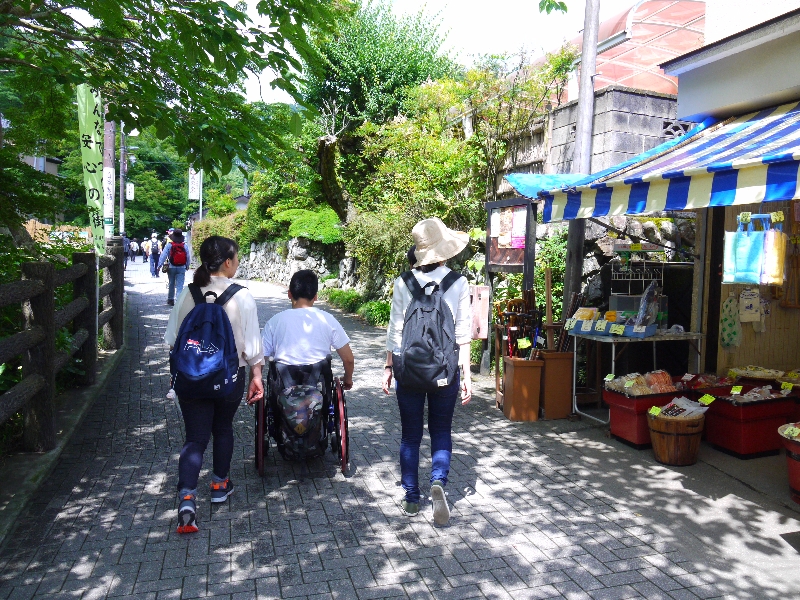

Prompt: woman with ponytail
xmin=164 ymin=236 xmax=264 ymax=533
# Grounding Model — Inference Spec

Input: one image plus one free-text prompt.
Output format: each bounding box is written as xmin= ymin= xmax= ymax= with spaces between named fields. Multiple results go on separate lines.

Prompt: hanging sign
xmin=188 ymin=167 xmax=202 ymax=200
xmin=126 ymin=182 xmax=134 ymax=200
xmin=76 ymin=84 xmax=105 ymax=255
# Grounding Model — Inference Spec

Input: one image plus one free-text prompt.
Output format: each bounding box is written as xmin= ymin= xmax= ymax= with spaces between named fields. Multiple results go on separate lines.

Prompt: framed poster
xmin=486 ymin=197 xmax=536 ymax=270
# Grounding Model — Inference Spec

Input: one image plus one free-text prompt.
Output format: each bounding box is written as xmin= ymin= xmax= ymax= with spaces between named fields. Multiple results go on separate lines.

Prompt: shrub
xmin=324 ymin=289 xmax=363 ymax=313
xmin=190 ymin=211 xmax=246 ymax=258
xmin=357 ymin=301 xmax=391 ymax=327
xmin=470 ymin=339 xmax=483 ymax=365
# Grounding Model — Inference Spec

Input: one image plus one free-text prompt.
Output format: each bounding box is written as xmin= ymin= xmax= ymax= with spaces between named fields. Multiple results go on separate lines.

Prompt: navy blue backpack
xmin=170 ymin=283 xmax=243 ymax=398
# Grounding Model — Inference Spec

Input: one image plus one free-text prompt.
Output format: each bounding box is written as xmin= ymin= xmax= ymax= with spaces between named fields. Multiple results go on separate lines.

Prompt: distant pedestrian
xmin=149 ymin=233 xmax=162 ymax=278
xmin=164 ymin=235 xmax=264 ymax=534
xmin=142 ymin=238 xmax=150 ymax=262
xmin=382 ymin=217 xmax=472 ymax=526
xmin=121 ymin=233 xmax=130 ymax=269
xmin=157 ymin=228 xmax=191 ymax=306
xmin=129 ymin=239 xmax=139 ymax=263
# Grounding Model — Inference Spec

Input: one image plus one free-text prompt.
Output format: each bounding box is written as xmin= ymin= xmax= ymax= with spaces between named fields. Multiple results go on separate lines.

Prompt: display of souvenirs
xmin=652 ymin=396 xmax=708 ymax=418
xmin=727 ymin=365 xmax=785 ymax=379
xmin=572 ymin=307 xmax=598 ymax=321
xmin=728 ymin=385 xmax=794 ymax=402
xmin=605 ymin=373 xmax=653 ymax=396
xmin=777 ymin=370 xmax=800 ymax=385
xmin=674 ymin=373 xmax=733 ymax=391
xmin=779 ymin=423 xmax=800 ymax=440
xmin=644 ymin=370 xmax=677 ymax=393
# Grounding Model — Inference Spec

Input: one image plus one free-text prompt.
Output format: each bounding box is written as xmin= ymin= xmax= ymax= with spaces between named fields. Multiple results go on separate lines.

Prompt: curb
xmin=0 ymin=295 xmax=128 ymax=550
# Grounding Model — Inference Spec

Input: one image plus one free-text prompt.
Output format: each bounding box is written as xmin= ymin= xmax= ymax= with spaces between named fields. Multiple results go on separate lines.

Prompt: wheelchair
xmin=254 ymin=355 xmax=349 ymax=476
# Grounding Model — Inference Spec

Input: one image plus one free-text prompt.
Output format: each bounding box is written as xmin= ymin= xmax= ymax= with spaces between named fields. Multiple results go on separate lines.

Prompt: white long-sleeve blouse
xmin=385 ymin=266 xmax=472 ymax=353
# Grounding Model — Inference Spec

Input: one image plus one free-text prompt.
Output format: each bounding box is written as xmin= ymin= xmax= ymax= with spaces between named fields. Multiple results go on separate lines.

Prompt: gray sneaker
xmin=399 ymin=499 xmax=419 ymax=516
xmin=430 ymin=481 xmax=449 ymax=526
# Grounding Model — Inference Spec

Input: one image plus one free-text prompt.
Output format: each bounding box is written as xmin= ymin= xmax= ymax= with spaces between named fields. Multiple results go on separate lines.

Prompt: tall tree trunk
xmin=316 ymin=134 xmax=349 ymax=222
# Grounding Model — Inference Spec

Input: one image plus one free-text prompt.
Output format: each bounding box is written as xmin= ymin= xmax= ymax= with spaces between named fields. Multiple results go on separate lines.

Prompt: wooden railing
xmin=0 ymin=244 xmax=125 ymax=452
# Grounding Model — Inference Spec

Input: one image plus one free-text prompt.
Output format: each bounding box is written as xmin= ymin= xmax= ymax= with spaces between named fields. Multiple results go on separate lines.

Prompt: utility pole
xmin=102 ymin=118 xmax=116 ymax=243
xmin=562 ymin=0 xmax=601 ymax=316
xmin=119 ymin=124 xmax=127 ymax=235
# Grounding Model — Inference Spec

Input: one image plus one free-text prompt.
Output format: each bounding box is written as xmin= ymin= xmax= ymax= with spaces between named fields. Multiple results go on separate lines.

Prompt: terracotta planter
xmin=503 ymin=357 xmax=543 ymax=421
xmin=539 ymin=351 xmax=574 ymax=420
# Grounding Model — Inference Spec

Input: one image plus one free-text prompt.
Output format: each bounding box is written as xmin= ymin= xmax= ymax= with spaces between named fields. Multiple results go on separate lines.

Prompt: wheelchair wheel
xmin=255 ymin=398 xmax=265 ymax=478
xmin=334 ymin=377 xmax=349 ymax=474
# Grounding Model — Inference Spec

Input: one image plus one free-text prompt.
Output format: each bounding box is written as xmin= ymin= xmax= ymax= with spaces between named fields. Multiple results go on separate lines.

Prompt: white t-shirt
xmin=262 ymin=307 xmax=350 ymax=366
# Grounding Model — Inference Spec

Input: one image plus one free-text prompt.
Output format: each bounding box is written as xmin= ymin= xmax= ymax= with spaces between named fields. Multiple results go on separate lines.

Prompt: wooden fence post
xmin=73 ymin=252 xmax=98 ymax=386
xmin=21 ymin=262 xmax=56 ymax=452
xmin=103 ymin=245 xmax=124 ymax=349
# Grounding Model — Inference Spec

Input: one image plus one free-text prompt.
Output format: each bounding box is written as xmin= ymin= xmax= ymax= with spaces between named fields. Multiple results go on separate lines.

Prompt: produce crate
xmin=603 ymin=389 xmax=685 ymax=446
xmin=704 ymin=396 xmax=795 ymax=457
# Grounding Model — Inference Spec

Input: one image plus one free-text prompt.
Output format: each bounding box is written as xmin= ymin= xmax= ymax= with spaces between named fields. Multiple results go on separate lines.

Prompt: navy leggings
xmin=177 ymin=367 xmax=246 ymax=492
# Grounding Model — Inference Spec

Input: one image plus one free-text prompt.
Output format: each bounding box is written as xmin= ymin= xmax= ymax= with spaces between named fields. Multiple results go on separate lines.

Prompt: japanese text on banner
xmin=76 ymin=84 xmax=105 ymax=255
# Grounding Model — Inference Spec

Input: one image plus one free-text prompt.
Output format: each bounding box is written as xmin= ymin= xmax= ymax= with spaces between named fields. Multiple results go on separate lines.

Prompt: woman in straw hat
xmin=382 ymin=217 xmax=472 ymax=525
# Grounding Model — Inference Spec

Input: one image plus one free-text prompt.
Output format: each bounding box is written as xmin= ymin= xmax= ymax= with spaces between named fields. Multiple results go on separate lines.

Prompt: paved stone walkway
xmin=1 ymin=259 xmax=799 ymax=599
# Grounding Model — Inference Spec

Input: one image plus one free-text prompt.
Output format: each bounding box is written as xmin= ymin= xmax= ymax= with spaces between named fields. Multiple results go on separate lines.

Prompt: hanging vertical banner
xmin=102 ymin=120 xmax=115 ymax=238
xmin=126 ymin=182 xmax=134 ymax=200
xmin=188 ymin=167 xmax=202 ymax=200
xmin=76 ymin=84 xmax=105 ymax=255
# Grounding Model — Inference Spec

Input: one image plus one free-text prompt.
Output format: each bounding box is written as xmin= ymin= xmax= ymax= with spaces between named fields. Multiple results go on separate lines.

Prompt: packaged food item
xmin=573 ymin=307 xmax=598 ymax=321
xmin=604 ymin=310 xmax=617 ymax=323
xmin=728 ymin=365 xmax=784 ymax=380
xmin=606 ymin=373 xmax=653 ymax=396
xmin=655 ymin=396 xmax=708 ymax=418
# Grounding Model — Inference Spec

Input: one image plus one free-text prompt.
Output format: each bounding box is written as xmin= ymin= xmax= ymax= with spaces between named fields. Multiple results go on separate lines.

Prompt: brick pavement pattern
xmin=0 ymin=260 xmax=797 ymax=599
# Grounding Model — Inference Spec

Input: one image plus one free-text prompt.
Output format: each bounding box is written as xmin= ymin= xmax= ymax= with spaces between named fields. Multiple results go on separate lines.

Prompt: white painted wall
xmin=705 ymin=0 xmax=800 ymax=43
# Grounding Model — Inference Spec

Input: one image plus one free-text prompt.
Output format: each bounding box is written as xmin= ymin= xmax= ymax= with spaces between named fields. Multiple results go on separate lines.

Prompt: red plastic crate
xmin=704 ymin=396 xmax=795 ymax=457
xmin=603 ymin=389 xmax=685 ymax=446
xmin=791 ymin=399 xmax=800 ymax=424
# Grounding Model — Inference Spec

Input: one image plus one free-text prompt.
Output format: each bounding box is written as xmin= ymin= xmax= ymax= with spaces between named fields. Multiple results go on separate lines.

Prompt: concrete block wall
xmin=547 ymin=85 xmax=679 ymax=175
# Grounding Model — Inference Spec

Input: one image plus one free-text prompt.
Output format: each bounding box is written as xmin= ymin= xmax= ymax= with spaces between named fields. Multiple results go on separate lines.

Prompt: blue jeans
xmin=150 ymin=253 xmax=160 ymax=277
xmin=167 ymin=266 xmax=186 ymax=302
xmin=177 ymin=367 xmax=246 ymax=492
xmin=396 ymin=373 xmax=460 ymax=504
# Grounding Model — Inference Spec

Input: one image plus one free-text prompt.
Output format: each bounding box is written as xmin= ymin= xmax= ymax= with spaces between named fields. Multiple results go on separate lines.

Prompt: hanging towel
xmin=720 ymin=295 xmax=742 ymax=348
xmin=739 ymin=288 xmax=760 ymax=322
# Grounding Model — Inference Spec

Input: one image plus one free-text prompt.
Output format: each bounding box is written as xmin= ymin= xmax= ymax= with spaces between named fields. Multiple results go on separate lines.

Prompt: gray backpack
xmin=392 ymin=270 xmax=462 ymax=392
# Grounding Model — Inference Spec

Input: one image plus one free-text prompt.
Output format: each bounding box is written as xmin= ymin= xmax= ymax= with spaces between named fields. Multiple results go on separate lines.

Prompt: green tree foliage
xmin=273 ymin=207 xmax=342 ymax=244
xmin=203 ymin=189 xmax=237 ymax=219
xmin=0 ymin=0 xmax=352 ymax=175
xmin=303 ymin=0 xmax=456 ymax=132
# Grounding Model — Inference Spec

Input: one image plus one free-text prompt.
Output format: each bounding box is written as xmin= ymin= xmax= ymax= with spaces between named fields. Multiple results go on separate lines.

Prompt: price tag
xmin=784 ymin=426 xmax=800 ymax=438
xmin=517 ymin=337 xmax=531 ymax=350
xmin=648 ymin=406 xmax=662 ymax=416
xmin=595 ymin=319 xmax=608 ymax=332
xmin=509 ymin=326 xmax=518 ymax=331
xmin=739 ymin=211 xmax=752 ymax=223
xmin=610 ymin=324 xmax=626 ymax=335
xmin=630 ymin=243 xmax=643 ymax=251
xmin=565 ymin=318 xmax=576 ymax=331
xmin=633 ymin=325 xmax=646 ymax=333
xmin=682 ymin=373 xmax=694 ymax=381
xmin=782 ymin=381 xmax=794 ymax=391
xmin=788 ymin=372 xmax=799 ymax=379
xmin=731 ymin=386 xmax=743 ymax=395
xmin=698 ymin=394 xmax=715 ymax=406
xmin=581 ymin=319 xmax=593 ymax=332
xmin=624 ymin=380 xmax=635 ymax=388
xmin=604 ymin=374 xmax=615 ymax=381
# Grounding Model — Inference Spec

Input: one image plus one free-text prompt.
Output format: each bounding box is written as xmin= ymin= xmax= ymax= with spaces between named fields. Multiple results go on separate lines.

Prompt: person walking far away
xmin=149 ymin=232 xmax=161 ymax=278
xmin=142 ymin=237 xmax=150 ymax=263
xmin=129 ymin=238 xmax=139 ymax=263
xmin=121 ymin=233 xmax=130 ymax=270
xmin=257 ymin=269 xmax=354 ymax=403
xmin=158 ymin=228 xmax=191 ymax=306
xmin=164 ymin=236 xmax=264 ymax=534
xmin=382 ymin=217 xmax=472 ymax=526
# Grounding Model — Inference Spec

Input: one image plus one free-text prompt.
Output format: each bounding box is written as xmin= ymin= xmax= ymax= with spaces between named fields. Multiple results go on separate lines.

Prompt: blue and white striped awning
xmin=506 ymin=101 xmax=800 ymax=222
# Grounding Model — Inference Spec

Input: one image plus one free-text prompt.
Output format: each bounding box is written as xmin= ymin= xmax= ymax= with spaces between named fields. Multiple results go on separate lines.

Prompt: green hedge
xmin=318 ymin=289 xmax=391 ymax=327
xmin=191 ymin=211 xmax=247 ymax=258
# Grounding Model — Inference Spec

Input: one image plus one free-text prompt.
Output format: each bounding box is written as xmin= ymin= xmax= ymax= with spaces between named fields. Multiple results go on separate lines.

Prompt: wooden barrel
xmin=647 ymin=413 xmax=705 ymax=466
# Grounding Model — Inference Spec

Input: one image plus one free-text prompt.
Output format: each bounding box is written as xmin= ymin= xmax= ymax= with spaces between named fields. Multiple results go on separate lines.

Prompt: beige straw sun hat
xmin=411 ymin=217 xmax=469 ymax=268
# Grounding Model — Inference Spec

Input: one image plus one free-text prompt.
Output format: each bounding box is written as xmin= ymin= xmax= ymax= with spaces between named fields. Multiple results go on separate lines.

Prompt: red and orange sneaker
xmin=176 ymin=494 xmax=198 ymax=534
xmin=210 ymin=478 xmax=234 ymax=503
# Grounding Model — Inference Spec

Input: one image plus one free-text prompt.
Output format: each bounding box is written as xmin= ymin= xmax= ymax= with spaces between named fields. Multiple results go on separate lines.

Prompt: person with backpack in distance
xmin=164 ymin=236 xmax=264 ymax=534
xmin=149 ymin=232 xmax=162 ymax=278
xmin=158 ymin=228 xmax=192 ymax=306
xmin=382 ymin=217 xmax=472 ymax=526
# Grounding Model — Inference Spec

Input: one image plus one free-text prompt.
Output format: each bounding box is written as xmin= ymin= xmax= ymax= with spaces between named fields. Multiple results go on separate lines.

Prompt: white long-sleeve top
xmin=385 ymin=266 xmax=472 ymax=353
xmin=164 ymin=276 xmax=264 ymax=368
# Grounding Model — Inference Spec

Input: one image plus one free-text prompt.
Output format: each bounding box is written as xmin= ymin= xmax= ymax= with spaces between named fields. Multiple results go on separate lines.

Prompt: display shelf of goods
xmin=704 ymin=393 xmax=796 ymax=457
xmin=778 ymin=423 xmax=800 ymax=505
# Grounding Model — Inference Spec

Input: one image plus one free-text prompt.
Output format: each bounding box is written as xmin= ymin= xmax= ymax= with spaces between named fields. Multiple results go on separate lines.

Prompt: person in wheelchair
xmin=252 ymin=270 xmax=354 ymax=462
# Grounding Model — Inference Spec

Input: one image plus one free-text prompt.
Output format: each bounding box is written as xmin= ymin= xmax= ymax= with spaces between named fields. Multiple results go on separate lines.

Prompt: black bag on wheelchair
xmin=268 ymin=359 xmax=331 ymax=460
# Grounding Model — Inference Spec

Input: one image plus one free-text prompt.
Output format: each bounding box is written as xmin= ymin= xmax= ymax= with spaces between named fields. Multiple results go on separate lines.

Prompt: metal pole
xmin=119 ymin=125 xmax=126 ymax=235
xmin=562 ymin=0 xmax=601 ymax=317
xmin=198 ymin=169 xmax=204 ymax=221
